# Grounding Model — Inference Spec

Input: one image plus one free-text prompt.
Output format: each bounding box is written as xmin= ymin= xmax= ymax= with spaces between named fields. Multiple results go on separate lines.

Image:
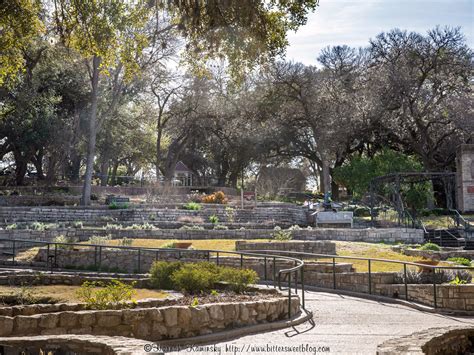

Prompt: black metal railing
xmin=0 ymin=238 xmax=305 ymax=318
xmin=242 ymin=250 xmax=474 ymax=310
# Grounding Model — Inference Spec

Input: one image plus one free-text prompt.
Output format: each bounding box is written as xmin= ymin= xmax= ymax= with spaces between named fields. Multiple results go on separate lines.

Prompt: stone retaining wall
xmin=235 ymin=240 xmax=336 ymax=256
xmin=377 ymin=326 xmax=474 ymax=354
xmin=0 ymin=296 xmax=300 ymax=341
xmin=0 ymin=206 xmax=307 ymax=227
xmin=31 ymin=248 xmax=353 ymax=275
xmin=0 ymin=227 xmax=424 ymax=244
xmin=0 ymin=195 xmax=81 ymax=207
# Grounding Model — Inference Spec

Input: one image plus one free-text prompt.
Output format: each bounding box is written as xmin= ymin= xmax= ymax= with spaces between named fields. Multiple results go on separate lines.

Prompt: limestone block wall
xmin=0 ymin=297 xmax=300 ymax=340
xmin=235 ymin=240 xmax=336 ymax=256
xmin=456 ymin=144 xmax=474 ymax=212
xmin=0 ymin=205 xmax=307 ymax=226
xmin=399 ymin=248 xmax=474 ymax=260
xmin=0 ymin=227 xmax=425 ymax=244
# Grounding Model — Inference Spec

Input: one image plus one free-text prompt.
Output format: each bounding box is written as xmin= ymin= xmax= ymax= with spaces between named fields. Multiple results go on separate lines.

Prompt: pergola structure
xmin=368 ymin=172 xmax=457 ymax=223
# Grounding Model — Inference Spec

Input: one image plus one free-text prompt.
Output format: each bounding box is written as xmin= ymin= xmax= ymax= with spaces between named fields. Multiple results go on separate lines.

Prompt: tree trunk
xmin=99 ymin=159 xmax=109 ymax=186
xmin=110 ymin=160 xmax=119 ymax=186
xmin=14 ymin=158 xmax=28 ymax=186
xmin=156 ymin=125 xmax=162 ymax=180
xmin=81 ymin=56 xmax=101 ymax=205
xmin=321 ymin=159 xmax=331 ymax=195
xmin=32 ymin=149 xmax=45 ymax=180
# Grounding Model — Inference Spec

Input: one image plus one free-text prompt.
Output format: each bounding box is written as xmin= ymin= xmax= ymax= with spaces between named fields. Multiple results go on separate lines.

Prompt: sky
xmin=286 ymin=0 xmax=474 ymax=65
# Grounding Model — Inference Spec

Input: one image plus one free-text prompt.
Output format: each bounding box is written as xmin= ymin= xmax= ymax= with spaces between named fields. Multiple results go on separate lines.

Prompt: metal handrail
xmin=448 ymin=209 xmax=473 ymax=231
xmin=0 ymin=238 xmax=305 ymax=318
xmin=245 ymin=249 xmax=474 ymax=310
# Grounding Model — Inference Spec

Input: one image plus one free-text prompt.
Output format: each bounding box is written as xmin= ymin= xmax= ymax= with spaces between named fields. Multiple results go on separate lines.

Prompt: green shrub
xmin=108 ymin=202 xmax=129 ymax=209
xmin=149 ymin=261 xmax=183 ymax=289
xmin=71 ymin=221 xmax=83 ymax=229
xmin=75 ymin=280 xmax=136 ymax=309
xmin=418 ymin=242 xmax=441 ymax=251
xmin=218 ymin=267 xmax=259 ymax=293
xmin=447 ymin=257 xmax=471 ymax=266
xmin=209 ymin=214 xmax=219 ymax=224
xmin=179 ymin=225 xmax=205 ymax=230
xmin=450 ymin=276 xmax=468 ymax=285
xmin=160 ymin=241 xmax=177 ymax=248
xmin=88 ymin=234 xmax=112 ymax=245
xmin=6 ymin=223 xmax=17 ymax=230
xmin=118 ymin=237 xmax=133 ymax=247
xmin=353 ymin=207 xmax=370 ymax=217
xmin=149 ymin=261 xmax=257 ymax=294
xmin=106 ymin=223 xmax=123 ymax=230
xmin=271 ymin=226 xmax=292 ymax=241
xmin=225 ymin=207 xmax=235 ymax=223
xmin=171 ymin=263 xmax=219 ymax=293
xmin=182 ymin=202 xmax=202 ymax=211
xmin=213 ymin=224 xmax=228 ymax=230
xmin=53 ymin=235 xmax=78 ymax=249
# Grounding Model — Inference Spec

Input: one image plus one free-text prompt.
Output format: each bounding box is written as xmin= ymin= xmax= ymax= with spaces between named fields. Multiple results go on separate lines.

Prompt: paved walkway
xmin=167 ymin=291 xmax=474 ymax=355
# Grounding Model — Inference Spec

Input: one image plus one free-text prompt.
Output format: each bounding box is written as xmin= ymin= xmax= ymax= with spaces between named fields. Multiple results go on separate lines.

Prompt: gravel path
xmin=166 ymin=291 xmax=474 ymax=355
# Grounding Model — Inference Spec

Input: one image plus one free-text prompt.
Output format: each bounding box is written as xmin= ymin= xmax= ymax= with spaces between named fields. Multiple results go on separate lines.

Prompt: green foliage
xmin=106 ymin=223 xmax=123 ymax=230
xmin=190 ymin=297 xmax=199 ymax=307
xmin=53 ymin=235 xmax=78 ymax=249
xmin=160 ymin=241 xmax=177 ymax=249
xmin=179 ymin=225 xmax=205 ymax=231
xmin=225 ymin=207 xmax=236 ymax=223
xmin=218 ymin=267 xmax=259 ymax=293
xmin=450 ymin=276 xmax=468 ymax=285
xmin=271 ymin=226 xmax=292 ymax=241
xmin=5 ymin=223 xmax=18 ymax=230
xmin=149 ymin=261 xmax=183 ymax=290
xmin=447 ymin=257 xmax=471 ymax=267
xmin=333 ymin=148 xmax=423 ymax=198
xmin=171 ymin=263 xmax=219 ymax=294
xmin=88 ymin=234 xmax=112 ymax=245
xmin=75 ymin=280 xmax=137 ymax=309
xmin=209 ymin=214 xmax=219 ymax=224
xmin=418 ymin=243 xmax=441 ymax=251
xmin=71 ymin=221 xmax=83 ymax=229
xmin=149 ymin=261 xmax=258 ymax=294
xmin=118 ymin=237 xmax=133 ymax=247
xmin=30 ymin=222 xmax=58 ymax=231
xmin=213 ymin=224 xmax=229 ymax=230
xmin=182 ymin=202 xmax=202 ymax=211
xmin=108 ymin=202 xmax=129 ymax=209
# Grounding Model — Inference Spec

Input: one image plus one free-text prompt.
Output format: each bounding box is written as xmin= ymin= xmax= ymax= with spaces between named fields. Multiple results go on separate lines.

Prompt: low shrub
xmin=71 ymin=221 xmax=83 ymax=229
xmin=394 ymin=268 xmax=472 ymax=284
xmin=418 ymin=242 xmax=441 ymax=251
xmin=171 ymin=263 xmax=219 ymax=293
xmin=5 ymin=223 xmax=17 ymax=230
xmin=76 ymin=279 xmax=137 ymax=309
xmin=182 ymin=202 xmax=202 ymax=211
xmin=108 ymin=202 xmax=129 ymax=210
xmin=447 ymin=257 xmax=471 ymax=266
xmin=88 ymin=234 xmax=112 ymax=245
xmin=214 ymin=224 xmax=228 ymax=230
xmin=209 ymin=214 xmax=219 ymax=224
xmin=149 ymin=261 xmax=183 ymax=289
xmin=225 ymin=206 xmax=236 ymax=223
xmin=160 ymin=241 xmax=177 ymax=249
xmin=271 ymin=226 xmax=292 ymax=241
xmin=118 ymin=237 xmax=133 ymax=247
xmin=353 ymin=207 xmax=370 ymax=217
xmin=105 ymin=223 xmax=123 ymax=230
xmin=218 ymin=267 xmax=258 ymax=293
xmin=201 ymin=191 xmax=228 ymax=204
xmin=53 ymin=235 xmax=78 ymax=249
xmin=149 ymin=261 xmax=258 ymax=294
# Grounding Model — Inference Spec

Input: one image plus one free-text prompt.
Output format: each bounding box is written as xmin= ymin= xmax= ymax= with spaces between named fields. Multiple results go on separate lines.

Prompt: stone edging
xmin=156 ymin=308 xmax=313 ymax=348
xmin=376 ymin=326 xmax=474 ymax=355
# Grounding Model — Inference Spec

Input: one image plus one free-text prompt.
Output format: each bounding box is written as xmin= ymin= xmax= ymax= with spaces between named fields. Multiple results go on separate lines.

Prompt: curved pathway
xmin=167 ymin=291 xmax=474 ymax=354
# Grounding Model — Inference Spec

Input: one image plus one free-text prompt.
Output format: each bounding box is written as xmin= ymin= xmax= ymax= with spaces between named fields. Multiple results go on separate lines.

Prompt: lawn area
xmin=101 ymin=238 xmax=270 ymax=251
xmin=0 ymin=285 xmax=168 ymax=304
xmin=332 ymin=241 xmax=448 ymax=272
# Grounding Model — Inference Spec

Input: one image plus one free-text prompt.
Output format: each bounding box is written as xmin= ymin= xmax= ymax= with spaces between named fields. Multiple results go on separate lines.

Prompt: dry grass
xmin=102 ymin=238 xmax=269 ymax=252
xmin=0 ymin=285 xmax=168 ymax=303
xmin=332 ymin=241 xmax=449 ymax=272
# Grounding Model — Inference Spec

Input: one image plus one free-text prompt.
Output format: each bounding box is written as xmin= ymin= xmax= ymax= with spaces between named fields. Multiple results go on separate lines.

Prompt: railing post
xmin=301 ymin=266 xmax=305 ymax=309
xmin=404 ymin=263 xmax=408 ymax=301
xmin=273 ymin=257 xmax=276 ymax=288
xmin=54 ymin=243 xmax=57 ymax=269
xmin=433 ymin=269 xmax=437 ymax=309
xmin=216 ymin=252 xmax=219 ymax=266
xmin=240 ymin=254 xmax=243 ymax=269
xmin=98 ymin=246 xmax=102 ymax=271
xmin=332 ymin=257 xmax=336 ymax=289
xmin=155 ymin=250 xmax=159 ymax=262
xmin=207 ymin=251 xmax=210 ymax=262
xmin=47 ymin=243 xmax=50 ymax=269
xmin=294 ymin=261 xmax=298 ymax=294
xmin=137 ymin=249 xmax=141 ymax=274
xmin=264 ymin=257 xmax=267 ymax=281
xmin=12 ymin=240 xmax=15 ymax=266
xmin=288 ymin=275 xmax=292 ymax=319
xmin=368 ymin=259 xmax=372 ymax=294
